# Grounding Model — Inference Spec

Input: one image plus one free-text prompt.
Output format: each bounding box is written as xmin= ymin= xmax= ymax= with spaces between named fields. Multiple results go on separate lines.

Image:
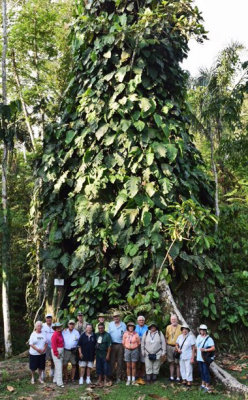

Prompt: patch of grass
xmin=0 ymin=377 xmax=37 ymax=399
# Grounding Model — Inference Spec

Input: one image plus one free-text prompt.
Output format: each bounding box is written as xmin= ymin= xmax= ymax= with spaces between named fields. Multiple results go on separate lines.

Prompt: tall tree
xmin=1 ymin=0 xmax=12 ymax=358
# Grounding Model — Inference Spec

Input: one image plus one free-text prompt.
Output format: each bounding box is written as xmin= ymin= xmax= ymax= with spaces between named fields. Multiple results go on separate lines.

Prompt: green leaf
xmin=166 ymin=144 xmax=178 ymax=162
xmin=154 ymin=113 xmax=162 ymax=127
xmin=139 ymin=97 xmax=151 ymax=112
xmin=203 ymin=297 xmax=209 ymax=307
xmin=146 ymin=152 xmax=154 ymax=166
xmin=125 ymin=176 xmax=140 ymax=198
xmin=208 ymin=293 xmax=215 ymax=303
xmin=96 ymin=124 xmax=109 ymax=140
xmin=134 ymin=120 xmax=145 ymax=132
xmin=120 ymin=256 xmax=132 ymax=270
xmin=210 ymin=304 xmax=217 ymax=315
xmin=143 ymin=211 xmax=152 ymax=227
xmin=116 ymin=66 xmax=128 ymax=83
xmin=152 ymin=141 xmax=167 ymax=158
xmin=65 ymin=130 xmax=76 ymax=144
xmin=120 ymin=119 xmax=131 ymax=132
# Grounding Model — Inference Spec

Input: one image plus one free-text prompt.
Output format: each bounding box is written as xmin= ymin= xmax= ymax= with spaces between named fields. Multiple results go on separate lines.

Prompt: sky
xmin=182 ymin=0 xmax=248 ymax=76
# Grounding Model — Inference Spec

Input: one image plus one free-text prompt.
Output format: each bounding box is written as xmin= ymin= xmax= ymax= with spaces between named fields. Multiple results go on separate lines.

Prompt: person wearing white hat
xmin=42 ymin=314 xmax=54 ymax=379
xmin=196 ymin=324 xmax=215 ymax=393
xmin=62 ymin=320 xmax=80 ymax=383
xmin=175 ymin=325 xmax=195 ymax=388
xmin=108 ymin=311 xmax=126 ymax=383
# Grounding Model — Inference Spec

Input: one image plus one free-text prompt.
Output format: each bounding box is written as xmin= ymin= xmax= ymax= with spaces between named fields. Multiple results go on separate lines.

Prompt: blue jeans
xmin=96 ymin=356 xmax=111 ymax=377
xmin=198 ymin=361 xmax=210 ymax=384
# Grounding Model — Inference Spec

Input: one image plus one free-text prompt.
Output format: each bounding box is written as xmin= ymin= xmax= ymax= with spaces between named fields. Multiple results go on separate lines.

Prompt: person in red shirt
xmin=51 ymin=322 xmax=64 ymax=387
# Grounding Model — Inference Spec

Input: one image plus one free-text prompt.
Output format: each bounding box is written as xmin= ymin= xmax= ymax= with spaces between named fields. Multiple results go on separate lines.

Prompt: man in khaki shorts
xmin=62 ymin=320 xmax=80 ymax=383
xmin=165 ymin=315 xmax=181 ymax=382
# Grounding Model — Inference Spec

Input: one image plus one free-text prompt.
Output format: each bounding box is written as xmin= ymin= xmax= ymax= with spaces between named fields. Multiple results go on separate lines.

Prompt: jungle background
xmin=0 ymin=0 xmax=247 ymax=362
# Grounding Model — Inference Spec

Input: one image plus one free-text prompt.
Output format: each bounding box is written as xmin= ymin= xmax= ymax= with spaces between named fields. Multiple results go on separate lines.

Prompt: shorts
xmin=124 ymin=348 xmax=139 ymax=362
xmin=29 ymin=354 xmax=46 ymax=371
xmin=45 ymin=346 xmax=52 ymax=361
xmin=167 ymin=345 xmax=179 ymax=364
xmin=63 ymin=349 xmax=77 ymax=366
xmin=96 ymin=356 xmax=111 ymax=376
xmin=79 ymin=361 xmax=94 ymax=368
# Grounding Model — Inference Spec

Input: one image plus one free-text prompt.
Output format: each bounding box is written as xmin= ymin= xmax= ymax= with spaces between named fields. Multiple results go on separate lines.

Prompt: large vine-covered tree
xmin=37 ymin=0 xmax=219 ymax=320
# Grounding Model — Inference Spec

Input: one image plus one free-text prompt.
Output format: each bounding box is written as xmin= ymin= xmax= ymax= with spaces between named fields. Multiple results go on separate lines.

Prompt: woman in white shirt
xmin=29 ymin=321 xmax=48 ymax=384
xmin=175 ymin=325 xmax=195 ymax=388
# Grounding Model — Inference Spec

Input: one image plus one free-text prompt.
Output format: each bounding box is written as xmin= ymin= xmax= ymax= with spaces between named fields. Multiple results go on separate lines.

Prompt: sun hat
xmin=127 ymin=321 xmax=135 ymax=328
xmin=198 ymin=324 xmax=208 ymax=332
xmin=181 ymin=324 xmax=190 ymax=332
xmin=45 ymin=313 xmax=52 ymax=318
xmin=77 ymin=311 xmax=83 ymax=316
xmin=148 ymin=322 xmax=159 ymax=330
xmin=52 ymin=322 xmax=63 ymax=330
xmin=98 ymin=313 xmax=105 ymax=318
xmin=113 ymin=311 xmax=120 ymax=317
xmin=68 ymin=319 xmax=75 ymax=324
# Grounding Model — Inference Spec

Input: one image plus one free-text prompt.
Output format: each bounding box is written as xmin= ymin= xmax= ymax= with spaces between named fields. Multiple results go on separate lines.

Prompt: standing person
xmin=75 ymin=311 xmax=88 ymax=335
xmin=122 ymin=322 xmax=140 ymax=386
xmin=165 ymin=314 xmax=181 ymax=382
xmin=29 ymin=321 xmax=48 ymax=384
xmin=51 ymin=322 xmax=64 ymax=388
xmin=42 ymin=313 xmax=54 ymax=379
xmin=135 ymin=316 xmax=148 ymax=384
xmin=196 ymin=324 xmax=215 ymax=394
xmin=175 ymin=325 xmax=195 ymax=388
xmin=78 ymin=323 xmax=97 ymax=385
xmin=62 ymin=320 xmax=80 ymax=383
xmin=141 ymin=322 xmax=166 ymax=384
xmin=108 ymin=311 xmax=126 ymax=383
xmin=95 ymin=323 xmax=112 ymax=386
xmin=95 ymin=313 xmax=109 ymax=333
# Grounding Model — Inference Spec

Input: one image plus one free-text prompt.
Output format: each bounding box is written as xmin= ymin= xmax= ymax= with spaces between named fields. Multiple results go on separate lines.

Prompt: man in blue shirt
xmin=135 ymin=316 xmax=148 ymax=384
xmin=108 ymin=311 xmax=126 ymax=383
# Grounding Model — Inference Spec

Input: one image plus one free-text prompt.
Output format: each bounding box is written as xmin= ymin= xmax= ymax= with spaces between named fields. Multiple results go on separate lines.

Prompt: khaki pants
xmin=52 ymin=348 xmax=64 ymax=386
xmin=110 ymin=344 xmax=124 ymax=379
xmin=145 ymin=356 xmax=161 ymax=375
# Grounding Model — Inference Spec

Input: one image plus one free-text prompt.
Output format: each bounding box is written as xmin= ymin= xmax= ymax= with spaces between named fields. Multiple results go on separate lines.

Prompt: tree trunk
xmin=11 ymin=50 xmax=36 ymax=150
xmin=159 ymin=280 xmax=248 ymax=394
xmin=1 ymin=0 xmax=12 ymax=359
xmin=209 ymin=130 xmax=220 ymax=230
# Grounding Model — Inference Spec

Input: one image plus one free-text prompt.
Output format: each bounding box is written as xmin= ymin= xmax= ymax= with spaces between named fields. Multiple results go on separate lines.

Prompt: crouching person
xmin=175 ymin=325 xmax=195 ymax=388
xmin=141 ymin=322 xmax=166 ymax=384
xmin=96 ymin=323 xmax=112 ymax=386
xmin=122 ymin=322 xmax=140 ymax=385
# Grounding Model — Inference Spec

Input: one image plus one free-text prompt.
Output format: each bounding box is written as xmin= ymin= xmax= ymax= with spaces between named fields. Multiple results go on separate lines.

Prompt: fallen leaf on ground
xmin=137 ymin=396 xmax=146 ymax=400
xmin=7 ymin=386 xmax=15 ymax=392
xmin=228 ymin=365 xmax=242 ymax=372
xmin=148 ymin=395 xmax=169 ymax=400
xmin=240 ymin=376 xmax=247 ymax=380
xmin=240 ymin=355 xmax=248 ymax=360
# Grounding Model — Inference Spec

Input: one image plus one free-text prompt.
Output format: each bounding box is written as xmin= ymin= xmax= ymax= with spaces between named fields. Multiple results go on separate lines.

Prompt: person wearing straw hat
xmin=196 ymin=324 xmax=215 ymax=394
xmin=141 ymin=322 xmax=166 ymax=384
xmin=42 ymin=313 xmax=54 ymax=379
xmin=62 ymin=320 xmax=80 ymax=383
xmin=75 ymin=311 xmax=88 ymax=335
xmin=29 ymin=321 xmax=48 ymax=384
xmin=51 ymin=322 xmax=64 ymax=387
xmin=95 ymin=312 xmax=109 ymax=333
xmin=175 ymin=325 xmax=196 ymax=388
xmin=108 ymin=311 xmax=126 ymax=383
xmin=122 ymin=321 xmax=140 ymax=385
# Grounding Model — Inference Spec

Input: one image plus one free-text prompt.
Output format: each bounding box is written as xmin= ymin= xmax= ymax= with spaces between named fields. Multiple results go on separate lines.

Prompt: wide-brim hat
xmin=52 ymin=322 xmax=63 ymax=330
xmin=113 ymin=311 xmax=121 ymax=317
xmin=148 ymin=322 xmax=158 ymax=329
xmin=181 ymin=324 xmax=190 ymax=332
xmin=68 ymin=319 xmax=75 ymax=324
xmin=127 ymin=321 xmax=135 ymax=328
xmin=198 ymin=324 xmax=208 ymax=332
xmin=77 ymin=311 xmax=83 ymax=316
xmin=98 ymin=313 xmax=105 ymax=318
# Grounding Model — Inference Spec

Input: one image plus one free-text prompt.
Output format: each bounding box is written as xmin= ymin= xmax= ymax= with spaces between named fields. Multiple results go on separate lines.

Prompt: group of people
xmin=28 ymin=312 xmax=215 ymax=393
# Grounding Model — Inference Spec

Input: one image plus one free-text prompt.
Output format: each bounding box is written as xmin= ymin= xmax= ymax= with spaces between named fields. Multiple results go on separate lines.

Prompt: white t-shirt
xmin=29 ymin=331 xmax=47 ymax=356
xmin=176 ymin=333 xmax=196 ymax=360
xmin=196 ymin=335 xmax=215 ymax=362
xmin=62 ymin=329 xmax=80 ymax=349
xmin=42 ymin=322 xmax=54 ymax=347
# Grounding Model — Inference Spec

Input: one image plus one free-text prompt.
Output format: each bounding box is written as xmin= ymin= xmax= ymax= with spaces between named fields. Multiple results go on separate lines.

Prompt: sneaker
xmin=38 ymin=378 xmax=45 ymax=384
xmin=79 ymin=377 xmax=84 ymax=385
xmin=176 ymin=378 xmax=181 ymax=383
xmin=169 ymin=377 xmax=174 ymax=382
xmin=126 ymin=380 xmax=131 ymax=386
xmin=200 ymin=385 xmax=206 ymax=391
xmin=58 ymin=384 xmax=64 ymax=388
xmin=31 ymin=377 xmax=35 ymax=384
xmin=86 ymin=377 xmax=91 ymax=385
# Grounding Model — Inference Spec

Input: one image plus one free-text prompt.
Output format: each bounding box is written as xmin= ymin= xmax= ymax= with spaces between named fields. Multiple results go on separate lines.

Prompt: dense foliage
xmin=38 ymin=0 xmax=223 ymax=324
